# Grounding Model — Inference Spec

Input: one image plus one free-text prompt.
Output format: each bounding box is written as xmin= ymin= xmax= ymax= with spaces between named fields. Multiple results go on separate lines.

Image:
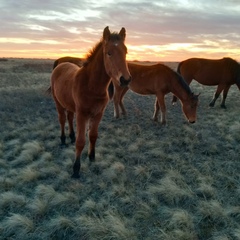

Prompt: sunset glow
xmin=1 ymin=0 xmax=240 ymax=61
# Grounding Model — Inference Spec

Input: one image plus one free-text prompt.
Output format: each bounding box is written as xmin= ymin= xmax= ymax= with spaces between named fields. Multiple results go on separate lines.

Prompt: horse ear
xmin=119 ymin=27 xmax=126 ymax=40
xmin=103 ymin=26 xmax=110 ymax=41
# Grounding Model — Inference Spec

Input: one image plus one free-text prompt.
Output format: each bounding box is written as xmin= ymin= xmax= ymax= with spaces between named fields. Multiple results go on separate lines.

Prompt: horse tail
xmin=53 ymin=59 xmax=59 ymax=69
xmin=108 ymin=81 xmax=114 ymax=100
xmin=45 ymin=86 xmax=52 ymax=96
xmin=177 ymin=61 xmax=183 ymax=75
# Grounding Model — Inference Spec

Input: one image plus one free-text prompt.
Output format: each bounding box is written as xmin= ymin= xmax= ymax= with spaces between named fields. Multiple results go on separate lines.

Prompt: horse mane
xmin=83 ymin=32 xmax=124 ymax=67
xmin=159 ymin=63 xmax=192 ymax=94
xmin=175 ymin=70 xmax=192 ymax=94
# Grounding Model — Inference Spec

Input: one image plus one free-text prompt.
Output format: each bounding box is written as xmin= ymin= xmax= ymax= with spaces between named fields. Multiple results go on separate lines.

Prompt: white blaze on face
xmin=111 ymin=42 xmax=122 ymax=80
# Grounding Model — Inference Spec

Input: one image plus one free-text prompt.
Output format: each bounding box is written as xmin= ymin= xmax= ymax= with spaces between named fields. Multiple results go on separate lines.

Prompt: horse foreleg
xmin=113 ymin=86 xmax=128 ymax=118
xmin=220 ymin=85 xmax=230 ymax=109
xmin=88 ymin=113 xmax=103 ymax=161
xmin=209 ymin=85 xmax=224 ymax=107
xmin=72 ymin=114 xmax=87 ymax=179
xmin=152 ymin=97 xmax=160 ymax=122
xmin=119 ymin=87 xmax=129 ymax=116
xmin=154 ymin=95 xmax=166 ymax=125
xmin=67 ymin=111 xmax=75 ymax=143
xmin=113 ymin=87 xmax=121 ymax=118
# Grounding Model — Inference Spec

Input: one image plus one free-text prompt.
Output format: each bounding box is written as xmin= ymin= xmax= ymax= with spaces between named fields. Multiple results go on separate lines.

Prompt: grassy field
xmin=0 ymin=58 xmax=240 ymax=240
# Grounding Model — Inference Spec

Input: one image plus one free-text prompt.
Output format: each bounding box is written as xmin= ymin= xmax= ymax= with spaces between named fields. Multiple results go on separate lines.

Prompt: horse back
xmin=51 ymin=62 xmax=79 ymax=112
xmin=53 ymin=56 xmax=83 ymax=69
xmin=126 ymin=63 xmax=176 ymax=95
xmin=179 ymin=57 xmax=239 ymax=85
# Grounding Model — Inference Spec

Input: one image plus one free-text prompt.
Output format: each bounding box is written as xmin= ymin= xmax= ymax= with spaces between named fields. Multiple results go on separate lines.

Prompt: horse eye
xmin=107 ymin=51 xmax=112 ymax=57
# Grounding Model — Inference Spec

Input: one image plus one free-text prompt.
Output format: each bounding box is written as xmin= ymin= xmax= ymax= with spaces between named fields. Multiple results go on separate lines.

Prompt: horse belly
xmin=129 ymin=79 xmax=155 ymax=95
xmin=194 ymin=70 xmax=225 ymax=86
xmin=195 ymin=75 xmax=219 ymax=86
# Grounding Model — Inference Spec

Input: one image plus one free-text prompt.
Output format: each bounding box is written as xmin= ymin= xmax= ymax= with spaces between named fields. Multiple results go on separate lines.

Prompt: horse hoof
xmin=88 ymin=152 xmax=95 ymax=162
xmin=209 ymin=103 xmax=214 ymax=107
xmin=60 ymin=143 xmax=67 ymax=148
xmin=220 ymin=105 xmax=226 ymax=109
xmin=89 ymin=156 xmax=95 ymax=162
xmin=69 ymin=133 xmax=76 ymax=143
xmin=71 ymin=173 xmax=80 ymax=179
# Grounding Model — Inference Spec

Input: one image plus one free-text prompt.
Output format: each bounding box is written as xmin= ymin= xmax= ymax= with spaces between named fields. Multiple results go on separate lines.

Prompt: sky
xmin=1 ymin=0 xmax=240 ymax=62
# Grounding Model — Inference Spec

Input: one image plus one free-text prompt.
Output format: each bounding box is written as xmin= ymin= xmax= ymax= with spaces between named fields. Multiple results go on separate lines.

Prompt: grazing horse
xmin=172 ymin=57 xmax=240 ymax=108
xmin=52 ymin=56 xmax=83 ymax=69
xmin=111 ymin=62 xmax=199 ymax=124
xmin=50 ymin=27 xmax=131 ymax=178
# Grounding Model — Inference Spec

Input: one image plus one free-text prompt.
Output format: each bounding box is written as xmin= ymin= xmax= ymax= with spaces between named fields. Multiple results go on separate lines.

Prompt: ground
xmin=0 ymin=58 xmax=240 ymax=240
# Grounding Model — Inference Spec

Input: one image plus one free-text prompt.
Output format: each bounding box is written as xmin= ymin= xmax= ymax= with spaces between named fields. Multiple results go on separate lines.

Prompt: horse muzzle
xmin=120 ymin=76 xmax=131 ymax=87
xmin=189 ymin=120 xmax=196 ymax=124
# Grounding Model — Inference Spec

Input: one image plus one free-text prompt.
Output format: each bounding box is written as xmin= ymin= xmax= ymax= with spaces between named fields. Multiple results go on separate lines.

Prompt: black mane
xmin=175 ymin=71 xmax=192 ymax=94
xmin=163 ymin=63 xmax=192 ymax=94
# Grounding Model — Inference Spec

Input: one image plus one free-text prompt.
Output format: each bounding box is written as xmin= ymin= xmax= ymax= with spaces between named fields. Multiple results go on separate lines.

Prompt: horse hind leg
xmin=55 ymin=101 xmax=67 ymax=145
xmin=67 ymin=111 xmax=75 ymax=143
xmin=220 ymin=85 xmax=230 ymax=109
xmin=209 ymin=85 xmax=224 ymax=107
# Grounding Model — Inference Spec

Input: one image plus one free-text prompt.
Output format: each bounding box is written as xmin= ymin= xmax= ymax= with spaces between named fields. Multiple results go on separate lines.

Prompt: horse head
xmin=102 ymin=26 xmax=132 ymax=87
xmin=182 ymin=93 xmax=200 ymax=123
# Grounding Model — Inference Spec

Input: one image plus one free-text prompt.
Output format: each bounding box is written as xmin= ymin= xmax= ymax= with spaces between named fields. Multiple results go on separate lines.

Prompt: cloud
xmin=0 ymin=0 xmax=240 ymax=60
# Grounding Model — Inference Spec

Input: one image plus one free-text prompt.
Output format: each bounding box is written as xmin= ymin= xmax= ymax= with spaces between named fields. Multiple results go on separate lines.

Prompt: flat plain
xmin=0 ymin=58 xmax=240 ymax=240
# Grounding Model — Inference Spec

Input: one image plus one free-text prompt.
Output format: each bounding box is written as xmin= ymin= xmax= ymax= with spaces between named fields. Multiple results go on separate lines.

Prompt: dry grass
xmin=0 ymin=58 xmax=240 ymax=239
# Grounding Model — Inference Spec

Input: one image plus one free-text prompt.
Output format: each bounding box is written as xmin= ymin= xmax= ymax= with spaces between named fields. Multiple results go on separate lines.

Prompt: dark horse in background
xmin=172 ymin=57 xmax=240 ymax=108
xmin=53 ymin=56 xmax=83 ymax=69
xmin=50 ymin=27 xmax=131 ymax=178
xmin=111 ymin=63 xmax=199 ymax=125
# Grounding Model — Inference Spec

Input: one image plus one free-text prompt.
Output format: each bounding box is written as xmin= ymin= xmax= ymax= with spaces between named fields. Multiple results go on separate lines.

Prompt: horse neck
xmin=169 ymin=74 xmax=191 ymax=102
xmin=87 ymin=48 xmax=110 ymax=93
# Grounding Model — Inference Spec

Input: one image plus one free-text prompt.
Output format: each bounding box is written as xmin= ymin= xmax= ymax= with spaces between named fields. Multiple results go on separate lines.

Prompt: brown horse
xmin=50 ymin=26 xmax=131 ymax=178
xmin=112 ymin=62 xmax=199 ymax=124
xmin=53 ymin=56 xmax=83 ymax=69
xmin=172 ymin=57 xmax=240 ymax=108
xmin=50 ymin=55 xmax=116 ymax=99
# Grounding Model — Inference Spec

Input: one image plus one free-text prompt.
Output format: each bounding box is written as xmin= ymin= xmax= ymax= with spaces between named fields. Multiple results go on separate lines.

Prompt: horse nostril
xmin=120 ymin=76 xmax=131 ymax=87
